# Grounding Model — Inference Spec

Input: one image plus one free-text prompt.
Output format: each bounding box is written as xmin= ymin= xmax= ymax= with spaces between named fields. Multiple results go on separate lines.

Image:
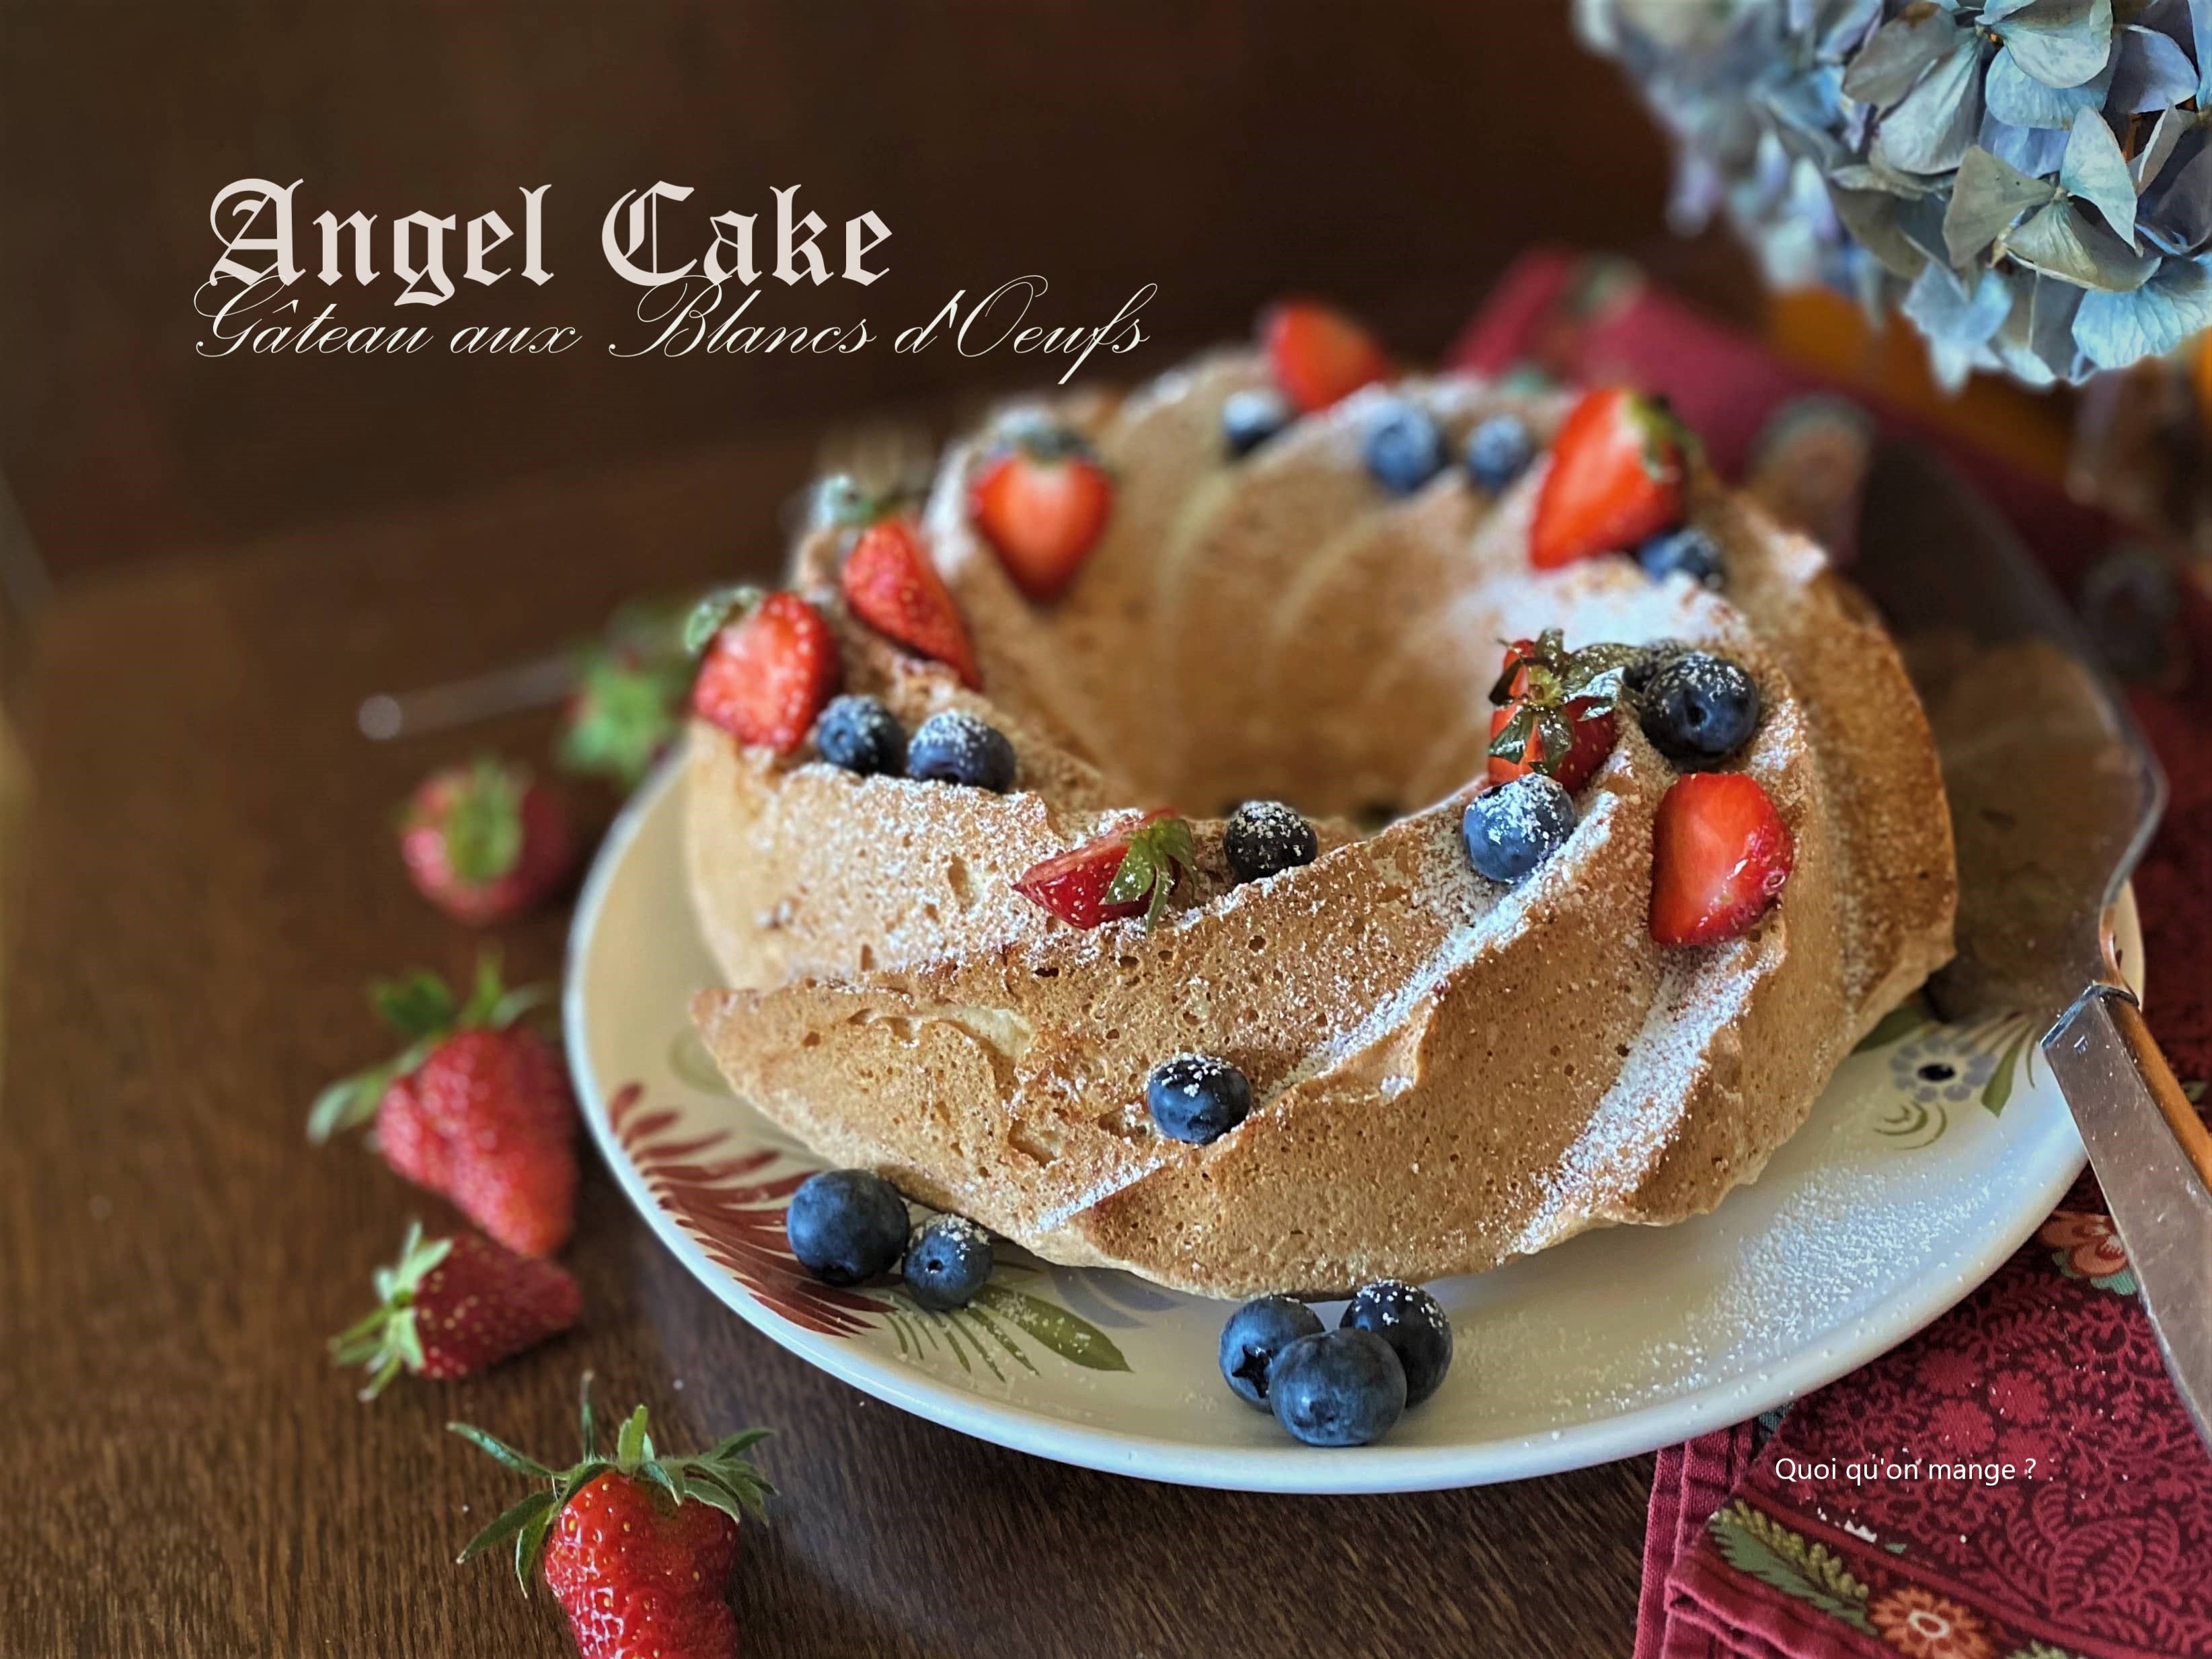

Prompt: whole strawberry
xmin=685 ymin=587 xmax=841 ymax=757
xmin=454 ymin=1377 xmax=775 ymax=1659
xmin=331 ymin=1222 xmax=581 ymax=1398
xmin=1485 ymin=630 xmax=1639 ymax=794
xmin=401 ymin=757 xmax=575 ymax=926
xmin=309 ymin=952 xmax=579 ymax=1258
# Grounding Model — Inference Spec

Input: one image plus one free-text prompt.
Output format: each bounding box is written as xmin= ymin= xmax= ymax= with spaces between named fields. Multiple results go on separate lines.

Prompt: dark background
xmin=0 ymin=1 xmax=1716 ymax=587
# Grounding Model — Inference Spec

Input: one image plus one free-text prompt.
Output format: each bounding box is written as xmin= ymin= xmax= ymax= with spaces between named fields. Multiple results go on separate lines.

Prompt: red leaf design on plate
xmin=609 ymin=1081 xmax=882 ymax=1337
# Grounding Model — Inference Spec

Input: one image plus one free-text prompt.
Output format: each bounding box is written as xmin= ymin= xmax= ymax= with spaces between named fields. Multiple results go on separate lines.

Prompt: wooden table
xmin=0 ymin=432 xmax=1653 ymax=1658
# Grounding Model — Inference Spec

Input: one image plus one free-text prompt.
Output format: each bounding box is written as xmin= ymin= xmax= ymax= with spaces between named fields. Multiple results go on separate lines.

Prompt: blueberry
xmin=1268 ymin=1328 xmax=1408 ymax=1447
xmin=814 ymin=695 xmax=907 ymax=776
xmin=902 ymin=1213 xmax=994 ymax=1311
xmin=1225 ymin=800 xmax=1318 ymax=883
xmin=1219 ymin=1295 xmax=1325 ymax=1408
xmin=1223 ymin=387 xmax=1293 ymax=459
xmin=1636 ymin=525 xmax=1724 ymax=588
xmin=906 ymin=710 xmax=1017 ymax=791
xmin=1361 ymin=399 xmax=1447 ymax=495
xmin=1463 ymin=414 xmax=1535 ymax=494
xmin=786 ymin=1169 xmax=909 ymax=1286
xmin=1636 ymin=651 xmax=1761 ymax=769
xmin=1145 ymin=1052 xmax=1252 ymax=1144
xmin=1340 ymin=1280 xmax=1453 ymax=1407
xmin=1462 ymin=774 xmax=1577 ymax=884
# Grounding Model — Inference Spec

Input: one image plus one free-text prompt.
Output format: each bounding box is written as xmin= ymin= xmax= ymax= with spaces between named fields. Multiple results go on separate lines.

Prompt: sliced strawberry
xmin=970 ymin=426 xmax=1114 ymax=603
xmin=1015 ymin=812 xmax=1196 ymax=930
xmin=687 ymin=589 xmax=839 ymax=755
xmin=839 ymin=518 xmax=983 ymax=689
xmin=1530 ymin=387 xmax=1689 ymax=570
xmin=1649 ymin=772 xmax=1795 ymax=947
xmin=1260 ymin=300 xmax=1391 ymax=414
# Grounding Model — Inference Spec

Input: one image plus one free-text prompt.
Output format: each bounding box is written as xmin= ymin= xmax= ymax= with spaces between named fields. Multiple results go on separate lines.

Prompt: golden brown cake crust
xmin=685 ymin=356 xmax=1956 ymax=1298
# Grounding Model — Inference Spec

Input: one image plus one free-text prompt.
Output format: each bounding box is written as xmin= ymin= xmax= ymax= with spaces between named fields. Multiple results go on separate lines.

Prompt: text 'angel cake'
xmin=683 ymin=301 xmax=1957 ymax=1299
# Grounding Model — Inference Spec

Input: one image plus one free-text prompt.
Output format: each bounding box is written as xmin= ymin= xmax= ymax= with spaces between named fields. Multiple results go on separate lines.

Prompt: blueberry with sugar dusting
xmin=1463 ymin=773 xmax=1576 ymax=884
xmin=902 ymin=1213 xmax=994 ymax=1311
xmin=814 ymin=694 xmax=907 ymax=776
xmin=1223 ymin=387 xmax=1293 ymax=459
xmin=1361 ymin=398 xmax=1447 ymax=495
xmin=906 ymin=709 xmax=1017 ymax=791
xmin=1225 ymin=800 xmax=1318 ymax=884
xmin=1636 ymin=651 xmax=1760 ymax=769
xmin=1340 ymin=1280 xmax=1453 ymax=1407
xmin=1463 ymin=414 xmax=1535 ymax=494
xmin=1219 ymin=1295 xmax=1324 ymax=1408
xmin=1637 ymin=525 xmax=1724 ymax=589
xmin=1145 ymin=1052 xmax=1252 ymax=1144
xmin=786 ymin=1169 xmax=910 ymax=1286
xmin=1269 ymin=1327 xmax=1408 ymax=1447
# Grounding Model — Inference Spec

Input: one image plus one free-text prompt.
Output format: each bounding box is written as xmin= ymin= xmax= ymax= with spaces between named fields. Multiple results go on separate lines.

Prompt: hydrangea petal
xmin=2002 ymin=198 xmax=2156 ymax=289
xmin=1943 ymin=145 xmax=2060 ymax=264
xmin=1989 ymin=0 xmax=2114 ymax=90
xmin=2060 ymin=108 xmax=2138 ymax=244
xmin=2108 ymin=23 xmax=2199 ymax=111
xmin=2192 ymin=0 xmax=2212 ymax=104
xmin=2074 ymin=253 xmax=2212 ymax=366
xmin=1842 ymin=6 xmax=1965 ymax=106
xmin=1984 ymin=41 xmax=2114 ymax=126
xmin=1829 ymin=183 xmax=1932 ymax=279
xmin=1978 ymin=110 xmax=2068 ymax=176
xmin=2140 ymin=130 xmax=2212 ymax=254
xmin=1905 ymin=263 xmax=2014 ymax=388
xmin=2131 ymin=106 xmax=2190 ymax=194
xmin=1872 ymin=36 xmax=1983 ymax=173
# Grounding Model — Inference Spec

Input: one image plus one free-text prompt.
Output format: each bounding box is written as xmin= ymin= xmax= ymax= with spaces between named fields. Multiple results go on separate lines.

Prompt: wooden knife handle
xmin=2110 ymin=997 xmax=2212 ymax=1194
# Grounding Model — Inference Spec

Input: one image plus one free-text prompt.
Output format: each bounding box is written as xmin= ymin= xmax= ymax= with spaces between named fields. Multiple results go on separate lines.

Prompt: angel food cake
xmin=681 ymin=303 xmax=1958 ymax=1299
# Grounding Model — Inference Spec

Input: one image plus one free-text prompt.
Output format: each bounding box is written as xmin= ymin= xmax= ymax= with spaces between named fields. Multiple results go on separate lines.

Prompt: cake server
xmin=1853 ymin=440 xmax=2211 ymax=1445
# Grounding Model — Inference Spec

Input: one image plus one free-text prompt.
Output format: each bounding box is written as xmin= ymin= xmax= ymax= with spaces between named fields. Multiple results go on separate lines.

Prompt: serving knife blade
xmin=1852 ymin=441 xmax=2210 ymax=1444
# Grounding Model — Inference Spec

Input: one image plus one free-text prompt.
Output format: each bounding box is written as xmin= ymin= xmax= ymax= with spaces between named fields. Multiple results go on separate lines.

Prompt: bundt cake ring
xmin=681 ymin=301 xmax=1957 ymax=1301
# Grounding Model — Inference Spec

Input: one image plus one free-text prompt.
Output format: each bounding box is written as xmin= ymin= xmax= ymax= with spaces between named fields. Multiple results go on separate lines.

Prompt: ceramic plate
xmin=565 ymin=763 xmax=2142 ymax=1494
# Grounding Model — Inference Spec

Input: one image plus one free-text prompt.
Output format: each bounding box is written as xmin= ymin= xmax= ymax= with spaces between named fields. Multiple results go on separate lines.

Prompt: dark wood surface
xmin=0 ymin=1 xmax=1680 ymax=583
xmin=0 ymin=432 xmax=1654 ymax=1658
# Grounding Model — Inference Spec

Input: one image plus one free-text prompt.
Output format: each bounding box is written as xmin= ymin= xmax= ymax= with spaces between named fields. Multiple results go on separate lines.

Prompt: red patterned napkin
xmin=1451 ymin=252 xmax=2212 ymax=1659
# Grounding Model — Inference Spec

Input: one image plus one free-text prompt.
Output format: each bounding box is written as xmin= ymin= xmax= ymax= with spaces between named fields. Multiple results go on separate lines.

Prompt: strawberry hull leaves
xmin=1017 ymin=814 xmax=1198 ymax=930
xmin=682 ymin=586 xmax=765 ymax=657
xmin=307 ymin=950 xmax=549 ymax=1143
xmin=1485 ymin=630 xmax=1640 ymax=782
xmin=436 ymin=759 xmax=526 ymax=885
xmin=1099 ymin=816 xmax=1198 ymax=929
xmin=453 ymin=1374 xmax=775 ymax=1596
